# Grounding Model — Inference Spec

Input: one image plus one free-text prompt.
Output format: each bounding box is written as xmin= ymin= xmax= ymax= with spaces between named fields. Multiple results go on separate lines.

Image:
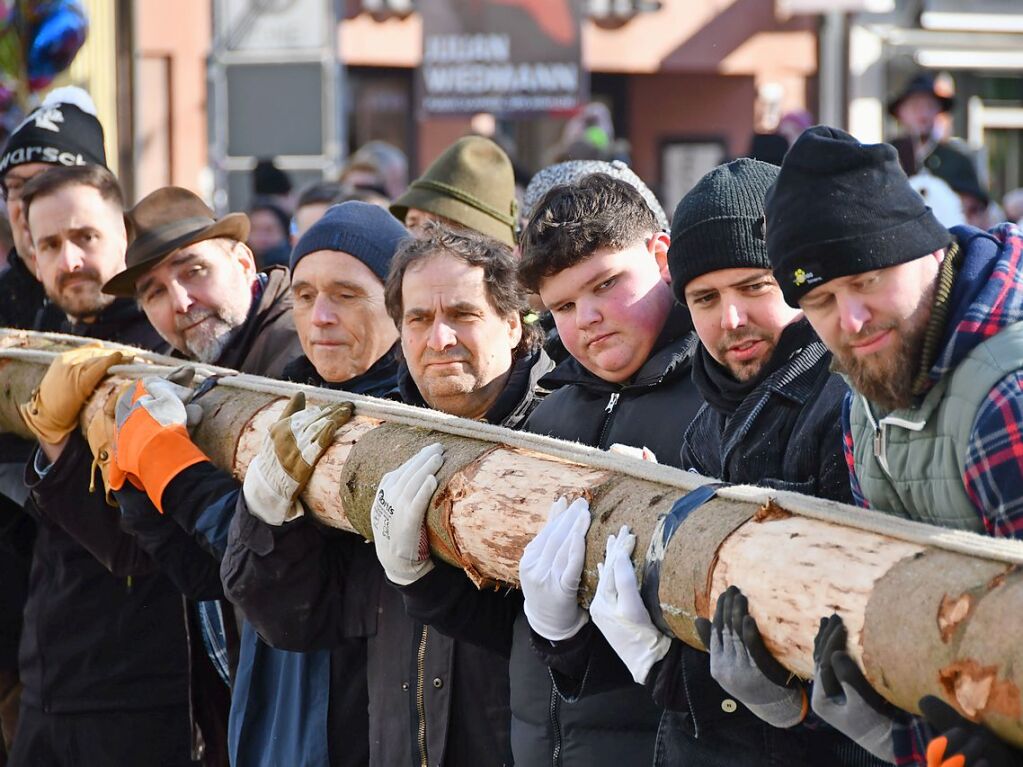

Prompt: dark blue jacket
xmin=155 ymin=351 xmax=402 ymax=767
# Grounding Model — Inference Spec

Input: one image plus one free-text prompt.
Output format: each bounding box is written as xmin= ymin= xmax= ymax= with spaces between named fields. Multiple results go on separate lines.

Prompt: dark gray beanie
xmin=667 ymin=158 xmax=779 ymax=304
xmin=290 ymin=201 xmax=410 ymax=281
xmin=765 ymin=126 xmax=951 ymax=307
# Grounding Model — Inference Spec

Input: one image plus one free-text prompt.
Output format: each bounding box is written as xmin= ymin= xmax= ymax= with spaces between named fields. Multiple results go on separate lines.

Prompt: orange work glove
xmin=920 ymin=695 xmax=1019 ymax=767
xmin=111 ymin=366 xmax=206 ymax=512
xmin=20 ymin=343 xmax=131 ymax=444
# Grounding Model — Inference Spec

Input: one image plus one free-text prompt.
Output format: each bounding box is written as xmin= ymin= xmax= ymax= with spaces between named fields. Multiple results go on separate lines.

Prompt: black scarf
xmin=692 ymin=317 xmax=817 ymax=416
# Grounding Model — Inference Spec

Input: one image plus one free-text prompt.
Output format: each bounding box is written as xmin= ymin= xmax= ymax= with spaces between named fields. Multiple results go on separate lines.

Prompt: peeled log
xmin=4 ymin=330 xmax=1023 ymax=744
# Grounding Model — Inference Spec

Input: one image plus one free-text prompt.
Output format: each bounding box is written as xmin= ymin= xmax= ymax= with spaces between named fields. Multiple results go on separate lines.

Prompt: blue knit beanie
xmin=290 ymin=201 xmax=410 ymax=280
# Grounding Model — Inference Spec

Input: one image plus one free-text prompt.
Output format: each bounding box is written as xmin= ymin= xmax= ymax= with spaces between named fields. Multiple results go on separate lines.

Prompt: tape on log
xmin=641 ymin=484 xmax=724 ymax=636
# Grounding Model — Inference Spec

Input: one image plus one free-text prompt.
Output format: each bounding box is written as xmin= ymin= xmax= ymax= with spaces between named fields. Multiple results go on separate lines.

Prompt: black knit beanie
xmin=0 ymin=86 xmax=106 ymax=176
xmin=765 ymin=125 xmax=951 ymax=307
xmin=667 ymin=158 xmax=779 ymax=304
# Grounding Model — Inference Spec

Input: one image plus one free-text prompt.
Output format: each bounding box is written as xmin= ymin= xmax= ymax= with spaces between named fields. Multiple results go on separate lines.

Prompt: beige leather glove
xmin=242 ymin=393 xmax=355 ymax=525
xmin=20 ymin=343 xmax=131 ymax=444
xmin=85 ymin=382 xmax=133 ymax=505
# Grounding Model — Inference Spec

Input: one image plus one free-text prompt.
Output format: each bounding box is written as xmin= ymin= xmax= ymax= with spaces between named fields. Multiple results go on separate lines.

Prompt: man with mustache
xmin=102 ymin=196 xmax=380 ymax=767
xmin=11 ymin=165 xmax=195 ymax=766
xmin=386 ymin=222 xmax=553 ymax=424
xmin=765 ymin=126 xmax=1023 ymax=766
xmin=0 ymin=86 xmax=106 ymax=332
xmin=586 ymin=159 xmax=885 ymax=766
xmin=0 ymin=88 xmax=109 ymax=759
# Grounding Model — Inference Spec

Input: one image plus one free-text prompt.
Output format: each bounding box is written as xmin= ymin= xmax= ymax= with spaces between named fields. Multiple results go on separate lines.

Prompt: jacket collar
xmin=212 ymin=266 xmax=291 ymax=370
xmin=398 ymin=348 xmax=552 ymax=426
xmin=925 ymin=224 xmax=1023 ymax=389
xmin=694 ymin=317 xmax=827 ymax=416
xmin=282 ymin=344 xmax=401 ymax=398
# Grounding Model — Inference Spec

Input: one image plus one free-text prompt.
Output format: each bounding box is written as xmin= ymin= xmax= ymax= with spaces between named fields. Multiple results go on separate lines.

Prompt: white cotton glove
xmin=608 ymin=444 xmax=659 ymax=463
xmin=590 ymin=525 xmax=671 ymax=685
xmin=242 ymin=393 xmax=353 ymax=526
xmin=371 ymin=443 xmax=445 ymax=586
xmin=520 ymin=496 xmax=592 ymax=641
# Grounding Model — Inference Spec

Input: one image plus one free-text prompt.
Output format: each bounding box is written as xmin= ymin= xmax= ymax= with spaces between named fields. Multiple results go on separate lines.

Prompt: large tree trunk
xmin=3 ymin=329 xmax=1023 ymax=744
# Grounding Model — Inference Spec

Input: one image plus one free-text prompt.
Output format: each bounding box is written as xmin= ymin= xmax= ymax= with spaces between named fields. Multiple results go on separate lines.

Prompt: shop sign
xmin=419 ymin=0 xmax=586 ymax=116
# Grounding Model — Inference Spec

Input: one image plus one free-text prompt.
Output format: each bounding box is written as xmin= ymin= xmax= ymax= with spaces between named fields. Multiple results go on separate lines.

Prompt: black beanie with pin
xmin=765 ymin=125 xmax=951 ymax=307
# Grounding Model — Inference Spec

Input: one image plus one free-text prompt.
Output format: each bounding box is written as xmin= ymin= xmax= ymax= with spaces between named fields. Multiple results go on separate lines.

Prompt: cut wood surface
xmin=3 ymin=329 xmax=1023 ymax=744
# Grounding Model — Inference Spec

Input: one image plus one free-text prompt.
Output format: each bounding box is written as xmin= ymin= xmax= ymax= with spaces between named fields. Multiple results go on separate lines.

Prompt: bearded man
xmin=765 ymin=125 xmax=1023 ymax=767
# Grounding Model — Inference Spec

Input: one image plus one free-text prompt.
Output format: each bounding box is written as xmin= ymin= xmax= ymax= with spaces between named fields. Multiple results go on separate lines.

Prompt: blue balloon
xmin=26 ymin=0 xmax=88 ymax=89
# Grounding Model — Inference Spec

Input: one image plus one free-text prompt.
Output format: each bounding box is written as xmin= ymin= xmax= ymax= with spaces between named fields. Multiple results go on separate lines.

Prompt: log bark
xmin=4 ymin=329 xmax=1023 ymax=745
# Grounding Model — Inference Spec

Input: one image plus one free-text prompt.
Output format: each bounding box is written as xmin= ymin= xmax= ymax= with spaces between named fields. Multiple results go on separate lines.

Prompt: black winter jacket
xmin=523 ymin=305 xmax=703 ymax=466
xmin=681 ymin=318 xmax=852 ymax=503
xmin=18 ymin=301 xmax=190 ymax=714
xmin=0 ymin=249 xmax=60 ymax=332
xmin=644 ymin=319 xmax=866 ymax=765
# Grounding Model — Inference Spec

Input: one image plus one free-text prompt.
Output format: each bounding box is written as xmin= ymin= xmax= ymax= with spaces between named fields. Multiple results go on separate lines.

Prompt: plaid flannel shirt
xmin=842 ymin=224 xmax=1023 ymax=765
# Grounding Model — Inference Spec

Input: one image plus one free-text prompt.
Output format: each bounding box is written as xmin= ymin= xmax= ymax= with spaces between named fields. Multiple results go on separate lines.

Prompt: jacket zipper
xmin=181 ymin=598 xmax=203 ymax=762
xmin=416 ymin=626 xmax=429 ymax=767
xmin=862 ymin=395 xmax=896 ymax=482
xmin=549 ymin=685 xmax=563 ymax=767
xmin=597 ymin=391 xmax=622 ymax=448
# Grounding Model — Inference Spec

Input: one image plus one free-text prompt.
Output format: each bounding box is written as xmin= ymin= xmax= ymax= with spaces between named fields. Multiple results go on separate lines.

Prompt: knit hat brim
xmin=666 ymin=158 xmax=778 ymax=303
xmin=770 ymin=207 xmax=950 ymax=306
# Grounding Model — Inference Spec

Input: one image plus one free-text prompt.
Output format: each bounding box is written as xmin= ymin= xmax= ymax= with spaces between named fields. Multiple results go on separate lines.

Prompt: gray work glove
xmin=696 ymin=585 xmax=807 ymax=728
xmin=811 ymin=614 xmax=896 ymax=763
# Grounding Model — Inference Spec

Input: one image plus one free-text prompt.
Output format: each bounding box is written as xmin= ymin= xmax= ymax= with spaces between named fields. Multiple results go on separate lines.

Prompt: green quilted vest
xmin=848 ymin=321 xmax=1023 ymax=530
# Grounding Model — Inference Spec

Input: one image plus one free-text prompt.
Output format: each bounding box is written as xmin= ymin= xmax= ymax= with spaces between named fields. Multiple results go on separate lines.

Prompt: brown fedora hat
xmin=102 ymin=186 xmax=250 ymax=297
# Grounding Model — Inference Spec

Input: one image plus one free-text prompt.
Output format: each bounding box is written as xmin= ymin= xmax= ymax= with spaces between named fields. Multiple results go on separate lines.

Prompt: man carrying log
xmin=0 ymin=86 xmax=106 ymax=332
xmin=11 ymin=165 xmax=196 ymax=766
xmin=220 ymin=221 xmax=548 ymax=766
xmin=583 ymin=158 xmax=887 ymax=765
xmin=764 ymin=125 xmax=1023 ymax=766
xmin=104 ymin=201 xmax=408 ymax=767
xmin=0 ymin=89 xmax=110 ymax=761
xmin=381 ymin=173 xmax=704 ymax=766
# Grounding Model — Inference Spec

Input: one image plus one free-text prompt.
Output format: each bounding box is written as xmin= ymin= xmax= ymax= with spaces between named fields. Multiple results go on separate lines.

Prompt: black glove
xmin=695 ymin=585 xmax=806 ymax=727
xmin=920 ymin=694 xmax=1022 ymax=767
xmin=810 ymin=614 xmax=896 ymax=762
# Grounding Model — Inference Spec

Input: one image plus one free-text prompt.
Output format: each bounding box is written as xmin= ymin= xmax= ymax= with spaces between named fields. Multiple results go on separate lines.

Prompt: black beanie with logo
xmin=765 ymin=125 xmax=950 ymax=307
xmin=667 ymin=158 xmax=779 ymax=304
xmin=0 ymin=86 xmax=106 ymax=177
